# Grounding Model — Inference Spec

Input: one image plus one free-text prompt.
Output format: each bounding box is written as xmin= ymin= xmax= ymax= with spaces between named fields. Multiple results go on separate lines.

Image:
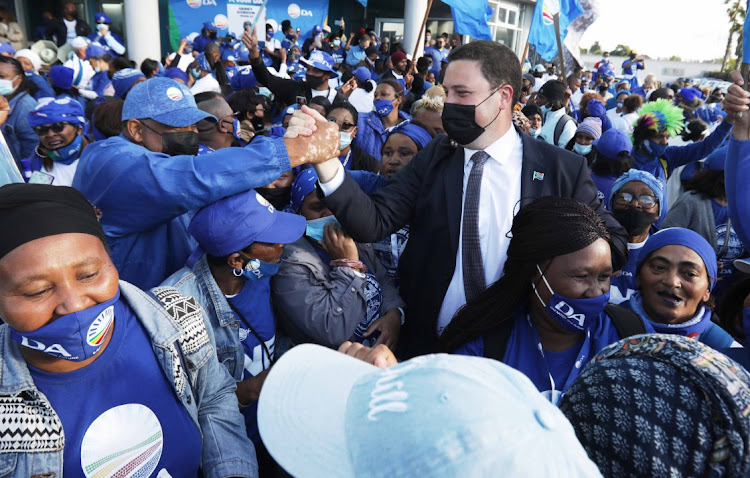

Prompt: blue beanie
xmin=291 ymin=167 xmax=319 ymax=213
xmin=164 ymin=67 xmax=188 ymax=84
xmin=636 ymin=228 xmax=718 ymax=290
xmin=112 ymin=68 xmax=146 ymax=99
xmin=230 ymin=65 xmax=257 ymax=91
xmin=196 ymin=52 xmax=211 ymax=72
xmin=388 ymin=122 xmax=432 ymax=149
xmin=608 ymin=169 xmax=665 ymax=220
xmin=49 ymin=65 xmax=74 ymax=90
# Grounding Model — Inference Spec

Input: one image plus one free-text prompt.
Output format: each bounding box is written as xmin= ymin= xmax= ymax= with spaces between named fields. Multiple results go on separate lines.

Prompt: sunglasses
xmin=33 ymin=122 xmax=68 ymax=135
xmin=327 ymin=118 xmax=356 ymax=131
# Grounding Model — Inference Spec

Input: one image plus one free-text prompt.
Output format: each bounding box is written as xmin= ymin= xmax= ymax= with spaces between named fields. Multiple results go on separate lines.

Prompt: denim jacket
xmin=161 ymin=255 xmax=245 ymax=382
xmin=0 ymin=281 xmax=257 ymax=478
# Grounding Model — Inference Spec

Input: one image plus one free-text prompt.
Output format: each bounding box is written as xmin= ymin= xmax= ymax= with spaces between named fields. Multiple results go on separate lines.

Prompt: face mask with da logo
xmin=10 ymin=290 xmax=120 ymax=361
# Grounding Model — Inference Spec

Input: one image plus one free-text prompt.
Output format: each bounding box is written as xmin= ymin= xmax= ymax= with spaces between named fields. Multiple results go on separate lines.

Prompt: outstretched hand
xmin=283 ymin=105 xmax=340 ymax=167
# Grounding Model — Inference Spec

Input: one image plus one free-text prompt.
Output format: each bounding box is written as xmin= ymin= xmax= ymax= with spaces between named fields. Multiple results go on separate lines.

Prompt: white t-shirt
xmin=348 ymin=81 xmax=376 ymax=113
xmin=310 ymin=87 xmax=338 ymax=103
xmin=28 ymin=160 xmax=79 ymax=186
xmin=64 ymin=18 xmax=77 ymax=42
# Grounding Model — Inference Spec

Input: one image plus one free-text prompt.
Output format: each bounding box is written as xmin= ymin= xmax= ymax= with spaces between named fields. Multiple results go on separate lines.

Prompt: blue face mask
xmin=0 ymin=76 xmax=18 ymax=96
xmin=373 ymin=99 xmax=395 ymax=117
xmin=532 ymin=265 xmax=609 ymax=332
xmin=184 ymin=46 xmax=193 ymax=54
xmin=573 ymin=142 xmax=592 ymax=155
xmin=529 ymin=127 xmax=540 ymax=138
xmin=47 ymin=134 xmax=84 ymax=165
xmin=9 ymin=290 xmax=120 ymax=361
xmin=239 ymin=257 xmax=282 ymax=281
xmin=232 ymin=118 xmax=242 ymax=141
xmin=305 ymin=216 xmax=339 ymax=242
xmin=643 ymin=139 xmax=668 ymax=158
xmin=191 ymin=68 xmax=201 ymax=79
xmin=540 ymin=105 xmax=551 ymax=117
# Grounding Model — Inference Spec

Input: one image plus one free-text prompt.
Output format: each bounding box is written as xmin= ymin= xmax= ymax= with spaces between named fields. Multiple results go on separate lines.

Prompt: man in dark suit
xmin=313 ymin=41 xmax=628 ymax=358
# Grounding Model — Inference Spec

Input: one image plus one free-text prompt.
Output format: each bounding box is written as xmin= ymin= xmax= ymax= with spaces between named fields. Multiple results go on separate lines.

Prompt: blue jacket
xmin=633 ymin=119 xmax=732 ymax=184
xmin=72 ymin=135 xmax=291 ymax=290
xmin=353 ymin=110 xmax=411 ymax=161
xmin=727 ymin=137 xmax=750 ymax=247
xmin=161 ymin=255 xmax=245 ymax=382
xmin=3 ymin=91 xmax=37 ymax=169
xmin=193 ymin=34 xmax=215 ymax=54
xmin=26 ymin=72 xmax=55 ymax=100
xmin=0 ymin=281 xmax=258 ymax=478
xmin=90 ymin=71 xmax=112 ymax=96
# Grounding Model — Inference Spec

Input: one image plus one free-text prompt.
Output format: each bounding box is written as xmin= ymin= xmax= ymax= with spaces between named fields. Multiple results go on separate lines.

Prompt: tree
xmin=588 ymin=41 xmax=603 ymax=55
xmin=610 ymin=44 xmax=632 ymax=57
xmin=668 ymin=55 xmax=682 ymax=62
xmin=722 ymin=0 xmax=746 ymax=72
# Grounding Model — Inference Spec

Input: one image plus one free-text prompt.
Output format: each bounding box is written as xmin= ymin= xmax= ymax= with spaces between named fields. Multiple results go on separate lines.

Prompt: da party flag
xmin=563 ymin=0 xmax=600 ymax=70
xmin=527 ymin=0 xmax=584 ymax=61
xmin=443 ymin=0 xmax=493 ymax=40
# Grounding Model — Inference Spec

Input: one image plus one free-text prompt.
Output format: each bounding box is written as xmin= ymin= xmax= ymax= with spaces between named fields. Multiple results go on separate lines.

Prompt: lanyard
xmin=341 ymin=150 xmax=351 ymax=168
xmin=227 ymin=301 xmax=274 ymax=369
xmin=524 ymin=314 xmax=591 ymax=405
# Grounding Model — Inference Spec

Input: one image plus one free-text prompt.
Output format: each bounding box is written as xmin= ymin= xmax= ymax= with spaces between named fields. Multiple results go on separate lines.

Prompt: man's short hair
xmin=446 ymin=40 xmax=522 ymax=105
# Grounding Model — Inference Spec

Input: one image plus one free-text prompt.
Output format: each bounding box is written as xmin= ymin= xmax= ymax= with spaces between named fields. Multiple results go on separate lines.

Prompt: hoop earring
xmin=232 ymin=268 xmax=243 ymax=277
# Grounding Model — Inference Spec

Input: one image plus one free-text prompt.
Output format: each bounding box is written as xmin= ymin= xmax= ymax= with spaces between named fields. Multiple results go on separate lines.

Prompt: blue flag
xmin=357 ymin=0 xmax=367 ymax=6
xmin=443 ymin=0 xmax=493 ymax=40
xmin=527 ymin=0 xmax=584 ymax=61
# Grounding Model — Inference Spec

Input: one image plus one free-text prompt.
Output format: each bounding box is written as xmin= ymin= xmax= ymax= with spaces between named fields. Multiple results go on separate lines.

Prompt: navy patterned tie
xmin=462 ymin=151 xmax=490 ymax=302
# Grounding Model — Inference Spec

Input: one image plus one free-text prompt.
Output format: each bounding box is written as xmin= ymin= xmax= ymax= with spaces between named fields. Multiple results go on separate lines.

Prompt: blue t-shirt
xmin=30 ymin=297 xmax=202 ymax=478
xmin=591 ymin=173 xmax=617 ymax=205
xmin=227 ymin=278 xmax=275 ymax=444
xmin=610 ymin=240 xmax=647 ymax=304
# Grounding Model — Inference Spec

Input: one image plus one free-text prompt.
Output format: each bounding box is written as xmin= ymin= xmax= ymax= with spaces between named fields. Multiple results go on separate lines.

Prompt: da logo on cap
xmin=186 ymin=0 xmax=201 ymax=8
xmin=166 ymin=87 xmax=184 ymax=102
xmin=214 ymin=14 xmax=228 ymax=30
xmin=256 ymin=192 xmax=274 ymax=212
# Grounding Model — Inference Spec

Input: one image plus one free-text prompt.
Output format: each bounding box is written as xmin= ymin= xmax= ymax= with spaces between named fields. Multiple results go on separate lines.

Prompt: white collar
xmin=463 ymin=126 xmax=520 ymax=167
xmin=391 ymin=70 xmax=403 ymax=80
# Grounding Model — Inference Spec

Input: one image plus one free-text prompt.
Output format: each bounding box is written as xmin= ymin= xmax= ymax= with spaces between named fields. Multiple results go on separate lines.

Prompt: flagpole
xmin=521 ymin=41 xmax=530 ymax=66
xmin=553 ymin=13 xmax=566 ymax=79
xmin=413 ymin=0 xmax=435 ymax=62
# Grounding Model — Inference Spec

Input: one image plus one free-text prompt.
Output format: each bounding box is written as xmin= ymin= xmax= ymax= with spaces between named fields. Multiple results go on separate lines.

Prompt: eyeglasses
xmin=327 ymin=118 xmax=356 ymax=131
xmin=613 ymin=192 xmax=658 ymax=209
xmin=33 ymin=122 xmax=67 ymax=135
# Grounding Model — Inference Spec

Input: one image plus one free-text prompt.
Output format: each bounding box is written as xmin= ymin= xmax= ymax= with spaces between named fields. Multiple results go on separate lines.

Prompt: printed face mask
xmin=532 ymin=265 xmax=609 ymax=332
xmin=305 ymin=216 xmax=339 ymax=242
xmin=47 ymin=134 xmax=84 ymax=165
xmin=373 ymin=99 xmax=395 ymax=117
xmin=643 ymin=139 xmax=668 ymax=158
xmin=239 ymin=257 xmax=282 ymax=281
xmin=9 ymin=290 xmax=120 ymax=361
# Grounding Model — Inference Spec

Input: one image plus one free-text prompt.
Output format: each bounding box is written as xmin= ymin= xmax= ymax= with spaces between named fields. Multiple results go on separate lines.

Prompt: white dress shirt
xmin=319 ymin=128 xmax=523 ymax=336
xmin=435 ymin=129 xmax=523 ymax=334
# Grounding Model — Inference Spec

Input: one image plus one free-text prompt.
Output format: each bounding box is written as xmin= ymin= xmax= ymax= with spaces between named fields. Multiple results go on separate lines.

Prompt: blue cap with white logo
xmin=94 ymin=12 xmax=112 ymax=24
xmin=300 ymin=50 xmax=335 ymax=73
xmin=122 ymin=77 xmax=216 ymax=127
xmin=203 ymin=21 xmax=217 ymax=30
xmin=258 ymin=345 xmax=603 ymax=478
xmin=189 ymin=189 xmax=305 ymax=256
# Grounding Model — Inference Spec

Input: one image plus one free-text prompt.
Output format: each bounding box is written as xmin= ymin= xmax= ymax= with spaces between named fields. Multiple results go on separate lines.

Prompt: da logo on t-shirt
xmin=81 ymin=404 xmax=164 ymax=477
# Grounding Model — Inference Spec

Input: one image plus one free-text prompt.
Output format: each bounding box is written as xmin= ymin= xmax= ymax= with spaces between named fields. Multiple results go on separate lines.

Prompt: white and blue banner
xmin=170 ymin=0 xmax=328 ymax=45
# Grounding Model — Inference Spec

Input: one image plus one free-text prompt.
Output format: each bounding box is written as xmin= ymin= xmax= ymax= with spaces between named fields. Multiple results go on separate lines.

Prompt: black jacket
xmin=350 ymin=145 xmax=380 ymax=173
xmin=46 ymin=16 xmax=91 ymax=46
xmin=323 ymin=130 xmax=629 ymax=358
xmin=250 ymin=56 xmax=346 ymax=106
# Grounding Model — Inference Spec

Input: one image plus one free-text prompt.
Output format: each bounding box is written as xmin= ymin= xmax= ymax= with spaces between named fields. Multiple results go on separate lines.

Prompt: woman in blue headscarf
xmin=23 ymin=97 xmax=87 ymax=186
xmin=621 ymin=227 xmax=739 ymax=349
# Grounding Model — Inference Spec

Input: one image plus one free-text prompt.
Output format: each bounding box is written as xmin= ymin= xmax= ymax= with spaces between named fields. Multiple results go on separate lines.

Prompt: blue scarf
xmin=628 ymin=291 xmax=712 ymax=339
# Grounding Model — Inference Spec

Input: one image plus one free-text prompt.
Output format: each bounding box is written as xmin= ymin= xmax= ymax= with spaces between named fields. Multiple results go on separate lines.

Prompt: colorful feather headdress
xmin=633 ymin=99 xmax=685 ymax=140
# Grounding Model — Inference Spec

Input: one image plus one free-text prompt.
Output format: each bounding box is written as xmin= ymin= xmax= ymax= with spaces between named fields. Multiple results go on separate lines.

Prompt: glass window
xmin=494 ymin=27 xmax=515 ymax=46
xmin=497 ymin=7 xmax=507 ymax=23
xmin=508 ymin=10 xmax=517 ymax=25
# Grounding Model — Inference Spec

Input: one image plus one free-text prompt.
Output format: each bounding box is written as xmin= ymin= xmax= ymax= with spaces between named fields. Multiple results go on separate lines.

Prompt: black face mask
xmin=255 ymin=187 xmax=292 ymax=211
xmin=251 ymin=115 xmax=265 ymax=132
xmin=441 ymin=88 xmax=501 ymax=145
xmin=613 ymin=208 xmax=659 ymax=237
xmin=162 ymin=131 xmax=199 ymax=156
xmin=306 ymin=74 xmax=326 ymax=89
xmin=208 ymin=32 xmax=217 ymax=40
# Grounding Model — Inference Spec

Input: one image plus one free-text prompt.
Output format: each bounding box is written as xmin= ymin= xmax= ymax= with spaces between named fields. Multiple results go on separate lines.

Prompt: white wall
xmin=581 ymin=54 xmax=722 ymax=83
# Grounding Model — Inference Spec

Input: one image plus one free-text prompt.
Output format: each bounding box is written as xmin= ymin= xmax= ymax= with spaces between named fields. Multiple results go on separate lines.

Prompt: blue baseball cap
xmin=312 ymin=25 xmax=323 ymax=34
xmin=94 ymin=12 xmax=112 ymax=24
xmin=85 ymin=44 xmax=106 ymax=59
xmin=301 ymin=50 xmax=335 ymax=73
xmin=595 ymin=128 xmax=632 ymax=160
xmin=617 ymin=79 xmax=630 ymax=88
xmin=203 ymin=21 xmax=217 ymax=30
xmin=230 ymin=65 xmax=257 ymax=91
xmin=705 ymin=146 xmax=727 ymax=171
xmin=353 ymin=66 xmax=371 ymax=83
xmin=111 ymin=68 xmax=146 ymax=99
xmin=189 ymin=189 xmax=305 ymax=256
xmin=258 ymin=345 xmax=603 ymax=478
xmin=164 ymin=67 xmax=188 ymax=84
xmin=122 ymin=77 xmax=216 ymax=127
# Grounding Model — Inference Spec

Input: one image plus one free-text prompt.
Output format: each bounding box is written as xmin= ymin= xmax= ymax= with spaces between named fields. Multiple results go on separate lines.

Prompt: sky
xmin=579 ymin=0 xmax=732 ymax=62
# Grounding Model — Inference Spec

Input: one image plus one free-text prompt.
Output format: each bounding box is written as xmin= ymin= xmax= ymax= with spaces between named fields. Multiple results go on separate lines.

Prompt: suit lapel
xmin=444 ymin=146 xmax=465 ymax=254
xmin=520 ymin=133 xmax=548 ymax=207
